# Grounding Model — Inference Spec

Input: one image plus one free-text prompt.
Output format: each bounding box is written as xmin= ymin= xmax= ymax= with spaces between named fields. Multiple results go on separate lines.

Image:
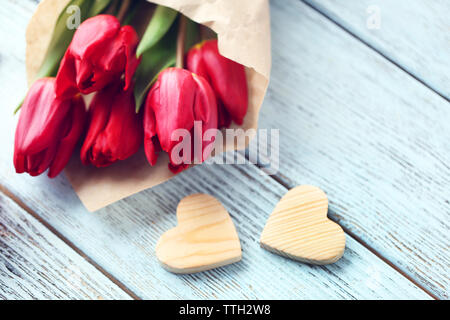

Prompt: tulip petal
xmin=186 ymin=39 xmax=248 ymax=126
xmin=55 ymin=15 xmax=141 ymax=97
xmin=26 ymin=145 xmax=57 ymax=177
xmin=58 ymin=15 xmax=120 ymax=96
xmin=13 ymin=153 xmax=26 ymax=174
xmin=75 ymin=58 xmax=96 ymax=93
xmin=15 ymin=78 xmax=70 ymax=155
xmin=144 ymin=136 xmax=158 ymax=166
xmin=217 ymin=100 xmax=232 ymax=128
xmin=144 ymin=86 xmax=159 ymax=166
xmin=55 ymin=53 xmax=79 ymax=99
xmin=119 ymin=26 xmax=141 ymax=91
xmin=48 ymin=95 xmax=87 ymax=178
xmin=155 ymin=68 xmax=196 ymax=153
xmin=81 ymin=81 xmax=142 ymax=167
xmin=97 ymin=87 xmax=142 ymax=161
xmin=144 ymin=68 xmax=219 ymax=171
xmin=192 ymin=74 xmax=218 ymax=161
xmin=70 ymin=15 xmax=120 ymax=59
xmin=80 ymin=83 xmax=114 ymax=165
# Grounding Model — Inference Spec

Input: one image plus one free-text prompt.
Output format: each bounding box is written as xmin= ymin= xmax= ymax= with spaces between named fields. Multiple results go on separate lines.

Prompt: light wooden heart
xmin=260 ymin=185 xmax=345 ymax=265
xmin=156 ymin=194 xmax=242 ymax=274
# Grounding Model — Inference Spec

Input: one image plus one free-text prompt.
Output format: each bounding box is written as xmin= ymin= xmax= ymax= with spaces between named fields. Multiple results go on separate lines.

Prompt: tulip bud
xmin=144 ymin=68 xmax=218 ymax=173
xmin=81 ymin=81 xmax=143 ymax=167
xmin=14 ymin=78 xmax=86 ymax=178
xmin=55 ymin=15 xmax=140 ymax=99
xmin=186 ymin=39 xmax=248 ymax=126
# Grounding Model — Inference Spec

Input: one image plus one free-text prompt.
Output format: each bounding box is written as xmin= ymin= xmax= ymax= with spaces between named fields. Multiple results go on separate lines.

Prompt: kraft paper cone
xmin=25 ymin=0 xmax=271 ymax=212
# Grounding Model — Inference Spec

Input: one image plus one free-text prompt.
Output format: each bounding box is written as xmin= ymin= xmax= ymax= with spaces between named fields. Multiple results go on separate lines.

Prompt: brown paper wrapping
xmin=26 ymin=0 xmax=271 ymax=212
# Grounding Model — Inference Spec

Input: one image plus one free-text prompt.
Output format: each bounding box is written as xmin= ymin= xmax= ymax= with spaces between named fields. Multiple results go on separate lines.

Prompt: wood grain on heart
xmin=260 ymin=185 xmax=345 ymax=265
xmin=156 ymin=194 xmax=242 ymax=274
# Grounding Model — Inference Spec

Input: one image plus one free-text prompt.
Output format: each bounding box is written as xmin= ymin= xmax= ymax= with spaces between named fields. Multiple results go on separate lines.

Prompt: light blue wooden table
xmin=0 ymin=0 xmax=448 ymax=299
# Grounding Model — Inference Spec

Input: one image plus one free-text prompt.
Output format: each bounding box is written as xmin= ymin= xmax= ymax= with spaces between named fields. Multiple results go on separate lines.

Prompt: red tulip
xmin=144 ymin=68 xmax=218 ymax=173
xmin=14 ymin=78 xmax=86 ymax=178
xmin=81 ymin=81 xmax=143 ymax=167
xmin=186 ymin=39 xmax=248 ymax=127
xmin=55 ymin=15 xmax=140 ymax=99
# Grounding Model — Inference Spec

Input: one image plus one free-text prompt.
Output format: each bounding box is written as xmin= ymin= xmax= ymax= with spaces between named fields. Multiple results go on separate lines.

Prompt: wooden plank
xmin=0 ymin=0 xmax=432 ymax=299
xmin=255 ymin=0 xmax=450 ymax=298
xmin=303 ymin=0 xmax=450 ymax=100
xmin=0 ymin=160 xmax=432 ymax=299
xmin=0 ymin=192 xmax=132 ymax=299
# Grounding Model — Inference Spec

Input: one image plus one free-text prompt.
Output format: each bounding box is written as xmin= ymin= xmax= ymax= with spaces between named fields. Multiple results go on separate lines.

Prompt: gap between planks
xmin=248 ymin=157 xmax=438 ymax=300
xmin=300 ymin=0 xmax=450 ymax=104
xmin=0 ymin=183 xmax=141 ymax=300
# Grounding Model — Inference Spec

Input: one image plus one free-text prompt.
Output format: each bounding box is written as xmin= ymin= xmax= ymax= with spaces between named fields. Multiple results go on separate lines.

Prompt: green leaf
xmin=136 ymin=5 xmax=178 ymax=57
xmin=17 ymin=0 xmax=91 ymax=113
xmin=36 ymin=0 xmax=93 ymax=80
xmin=134 ymin=55 xmax=176 ymax=112
xmin=13 ymin=98 xmax=24 ymax=115
xmin=133 ymin=17 xmax=202 ymax=113
xmin=35 ymin=0 xmax=113 ymax=80
xmin=88 ymin=0 xmax=113 ymax=16
xmin=134 ymin=21 xmax=178 ymax=112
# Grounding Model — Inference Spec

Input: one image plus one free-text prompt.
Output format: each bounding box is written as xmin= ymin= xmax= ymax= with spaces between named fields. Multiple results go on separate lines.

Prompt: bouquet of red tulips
xmin=19 ymin=0 xmax=271 ymax=211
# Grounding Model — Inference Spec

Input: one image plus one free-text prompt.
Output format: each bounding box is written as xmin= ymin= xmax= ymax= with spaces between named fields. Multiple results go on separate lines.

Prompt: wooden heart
xmin=260 ymin=185 xmax=345 ymax=265
xmin=156 ymin=194 xmax=242 ymax=274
